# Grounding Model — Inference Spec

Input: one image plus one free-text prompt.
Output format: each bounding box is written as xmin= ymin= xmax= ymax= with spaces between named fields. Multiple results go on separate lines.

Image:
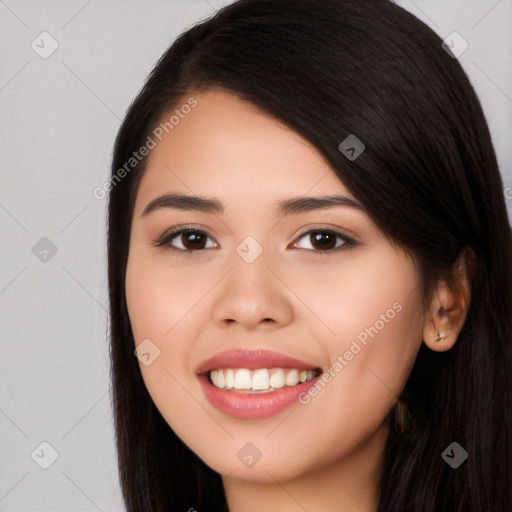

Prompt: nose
xmin=209 ymin=249 xmax=294 ymax=330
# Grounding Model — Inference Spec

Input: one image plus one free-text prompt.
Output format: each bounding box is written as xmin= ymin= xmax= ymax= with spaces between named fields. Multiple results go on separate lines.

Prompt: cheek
xmin=329 ymin=248 xmax=424 ymax=388
xmin=124 ymin=249 xmax=217 ymax=398
xmin=125 ymin=252 xmax=211 ymax=342
xmin=283 ymin=248 xmax=424 ymax=441
xmin=285 ymin=245 xmax=422 ymax=350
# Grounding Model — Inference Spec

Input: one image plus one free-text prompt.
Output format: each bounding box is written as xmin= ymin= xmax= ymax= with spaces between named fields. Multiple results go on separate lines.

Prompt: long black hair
xmin=107 ymin=0 xmax=512 ymax=510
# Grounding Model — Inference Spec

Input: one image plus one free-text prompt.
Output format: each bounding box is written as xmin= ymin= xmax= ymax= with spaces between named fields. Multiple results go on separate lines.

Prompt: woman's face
xmin=125 ymin=88 xmax=425 ymax=484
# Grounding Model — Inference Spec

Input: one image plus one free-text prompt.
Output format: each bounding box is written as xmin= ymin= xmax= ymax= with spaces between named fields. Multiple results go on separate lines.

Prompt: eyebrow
xmin=141 ymin=193 xmax=363 ymax=217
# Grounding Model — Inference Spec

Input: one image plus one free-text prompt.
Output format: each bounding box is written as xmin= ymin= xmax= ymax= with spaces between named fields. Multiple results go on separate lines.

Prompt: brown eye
xmin=293 ymin=229 xmax=355 ymax=253
xmin=154 ymin=228 xmax=217 ymax=252
xmin=179 ymin=231 xmax=208 ymax=250
xmin=309 ymin=231 xmax=338 ymax=250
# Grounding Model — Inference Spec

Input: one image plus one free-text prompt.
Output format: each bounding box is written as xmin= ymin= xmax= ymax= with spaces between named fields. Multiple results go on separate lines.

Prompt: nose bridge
xmin=235 ymin=234 xmax=266 ymax=266
xmin=210 ymin=235 xmax=293 ymax=328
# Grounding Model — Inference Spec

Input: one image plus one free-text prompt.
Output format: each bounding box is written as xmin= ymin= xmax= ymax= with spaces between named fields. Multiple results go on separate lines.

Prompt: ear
xmin=422 ymin=246 xmax=475 ymax=352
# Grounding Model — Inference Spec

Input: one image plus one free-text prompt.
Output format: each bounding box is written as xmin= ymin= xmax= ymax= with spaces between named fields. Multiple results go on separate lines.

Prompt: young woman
xmin=107 ymin=0 xmax=512 ymax=510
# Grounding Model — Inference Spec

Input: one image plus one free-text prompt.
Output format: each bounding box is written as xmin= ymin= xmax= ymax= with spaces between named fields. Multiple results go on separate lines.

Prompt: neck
xmin=223 ymin=422 xmax=388 ymax=512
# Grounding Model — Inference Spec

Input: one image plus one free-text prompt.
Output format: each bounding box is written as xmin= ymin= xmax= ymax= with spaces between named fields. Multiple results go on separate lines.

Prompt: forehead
xmin=136 ymin=88 xmax=352 ymax=206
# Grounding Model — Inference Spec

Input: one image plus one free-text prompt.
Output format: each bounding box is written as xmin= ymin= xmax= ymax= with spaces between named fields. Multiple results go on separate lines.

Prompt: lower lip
xmin=198 ymin=373 xmax=320 ymax=419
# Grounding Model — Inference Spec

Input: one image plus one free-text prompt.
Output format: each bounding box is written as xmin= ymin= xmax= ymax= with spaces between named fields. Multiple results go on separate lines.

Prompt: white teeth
xmin=216 ymin=369 xmax=225 ymax=388
xmin=234 ymin=369 xmax=252 ymax=389
xmin=269 ymin=368 xmax=286 ymax=389
xmin=225 ymin=368 xmax=235 ymax=388
xmin=285 ymin=369 xmax=299 ymax=386
xmin=208 ymin=367 xmax=318 ymax=392
xmin=252 ymin=369 xmax=270 ymax=390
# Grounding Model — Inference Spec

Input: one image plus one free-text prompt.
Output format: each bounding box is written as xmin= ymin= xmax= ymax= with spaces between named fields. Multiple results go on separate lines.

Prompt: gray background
xmin=1 ymin=1 xmax=511 ymax=510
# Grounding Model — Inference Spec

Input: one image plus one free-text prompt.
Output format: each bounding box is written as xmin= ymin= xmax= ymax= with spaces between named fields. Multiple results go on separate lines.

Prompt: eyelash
xmin=152 ymin=225 xmax=356 ymax=255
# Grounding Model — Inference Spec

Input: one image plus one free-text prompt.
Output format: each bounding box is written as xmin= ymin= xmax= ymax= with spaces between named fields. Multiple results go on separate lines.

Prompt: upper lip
xmin=196 ymin=349 xmax=321 ymax=375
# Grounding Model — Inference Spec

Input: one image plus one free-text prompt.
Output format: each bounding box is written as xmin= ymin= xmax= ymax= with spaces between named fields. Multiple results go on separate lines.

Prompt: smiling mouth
xmin=207 ymin=367 xmax=321 ymax=394
xmin=198 ymin=350 xmax=323 ymax=418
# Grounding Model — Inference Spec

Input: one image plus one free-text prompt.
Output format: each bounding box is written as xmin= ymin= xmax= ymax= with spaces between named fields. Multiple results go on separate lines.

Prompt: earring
xmin=395 ymin=399 xmax=414 ymax=436
xmin=434 ymin=331 xmax=447 ymax=342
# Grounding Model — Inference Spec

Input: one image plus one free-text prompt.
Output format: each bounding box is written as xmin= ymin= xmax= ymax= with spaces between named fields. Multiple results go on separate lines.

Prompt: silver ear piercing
xmin=434 ymin=331 xmax=447 ymax=342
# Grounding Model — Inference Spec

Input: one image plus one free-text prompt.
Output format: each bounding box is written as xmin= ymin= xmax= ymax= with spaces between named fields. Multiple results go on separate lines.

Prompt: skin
xmin=125 ymin=88 xmax=471 ymax=511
